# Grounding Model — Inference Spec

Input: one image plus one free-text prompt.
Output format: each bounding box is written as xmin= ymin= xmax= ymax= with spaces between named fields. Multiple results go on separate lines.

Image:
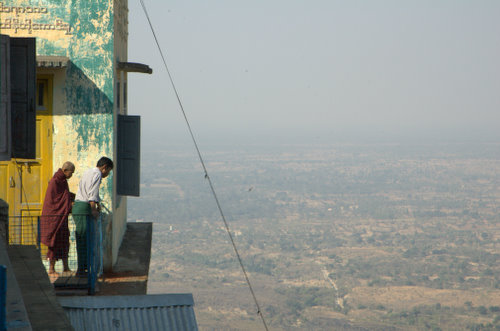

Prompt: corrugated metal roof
xmin=58 ymin=294 xmax=198 ymax=331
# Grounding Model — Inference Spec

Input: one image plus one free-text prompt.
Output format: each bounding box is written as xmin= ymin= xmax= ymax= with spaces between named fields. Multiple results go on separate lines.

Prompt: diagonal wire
xmin=137 ymin=1 xmax=269 ymax=330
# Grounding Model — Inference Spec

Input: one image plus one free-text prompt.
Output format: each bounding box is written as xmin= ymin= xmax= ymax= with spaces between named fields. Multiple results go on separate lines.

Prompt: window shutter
xmin=10 ymin=38 xmax=36 ymax=159
xmin=0 ymin=35 xmax=11 ymax=161
xmin=117 ymin=115 xmax=141 ymax=196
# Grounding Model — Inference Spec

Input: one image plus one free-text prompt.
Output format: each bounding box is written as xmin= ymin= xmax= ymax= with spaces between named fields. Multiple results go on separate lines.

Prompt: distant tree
xmin=265 ymin=305 xmax=278 ymax=318
xmin=482 ymin=268 xmax=494 ymax=276
xmin=489 ymin=306 xmax=500 ymax=313
xmin=478 ymin=306 xmax=488 ymax=315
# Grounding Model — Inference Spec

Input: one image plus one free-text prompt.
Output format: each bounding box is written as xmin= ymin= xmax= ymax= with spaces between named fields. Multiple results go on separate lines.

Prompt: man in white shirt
xmin=72 ymin=157 xmax=113 ymax=275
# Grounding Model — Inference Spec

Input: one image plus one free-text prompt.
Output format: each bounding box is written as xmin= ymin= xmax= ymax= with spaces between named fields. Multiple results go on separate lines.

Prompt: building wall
xmin=1 ymin=0 xmax=127 ymax=268
xmin=112 ymin=0 xmax=129 ymax=266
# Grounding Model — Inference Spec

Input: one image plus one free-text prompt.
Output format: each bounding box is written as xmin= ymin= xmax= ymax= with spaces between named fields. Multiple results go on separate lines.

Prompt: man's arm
xmin=89 ymin=201 xmax=100 ymax=218
xmin=87 ymin=171 xmax=102 ymax=218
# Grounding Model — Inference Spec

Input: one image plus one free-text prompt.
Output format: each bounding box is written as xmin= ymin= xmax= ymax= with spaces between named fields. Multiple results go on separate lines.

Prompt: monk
xmin=40 ymin=161 xmax=76 ymax=275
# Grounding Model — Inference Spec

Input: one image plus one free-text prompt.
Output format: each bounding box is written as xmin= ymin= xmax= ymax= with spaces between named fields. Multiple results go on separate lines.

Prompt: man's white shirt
xmin=75 ymin=167 xmax=102 ymax=202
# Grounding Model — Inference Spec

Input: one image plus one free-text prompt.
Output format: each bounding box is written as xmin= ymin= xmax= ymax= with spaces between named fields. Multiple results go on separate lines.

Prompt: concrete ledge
xmin=59 ymin=293 xmax=194 ymax=308
xmin=0 ymin=237 xmax=32 ymax=331
xmin=98 ymin=222 xmax=152 ymax=295
xmin=8 ymin=245 xmax=73 ymax=331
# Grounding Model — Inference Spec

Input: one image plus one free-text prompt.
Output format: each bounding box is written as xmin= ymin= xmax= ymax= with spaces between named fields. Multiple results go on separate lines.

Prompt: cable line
xmin=137 ymin=1 xmax=269 ymax=330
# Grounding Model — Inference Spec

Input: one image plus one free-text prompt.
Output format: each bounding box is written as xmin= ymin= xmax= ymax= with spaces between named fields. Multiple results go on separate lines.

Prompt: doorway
xmin=0 ymin=76 xmax=53 ymax=244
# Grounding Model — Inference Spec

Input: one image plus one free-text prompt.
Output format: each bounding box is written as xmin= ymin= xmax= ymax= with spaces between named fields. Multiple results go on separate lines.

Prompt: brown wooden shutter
xmin=117 ymin=115 xmax=141 ymax=196
xmin=10 ymin=38 xmax=36 ymax=159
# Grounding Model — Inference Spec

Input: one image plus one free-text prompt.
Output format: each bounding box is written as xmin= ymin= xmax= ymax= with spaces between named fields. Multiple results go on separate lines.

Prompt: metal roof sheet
xmin=58 ymin=294 xmax=198 ymax=331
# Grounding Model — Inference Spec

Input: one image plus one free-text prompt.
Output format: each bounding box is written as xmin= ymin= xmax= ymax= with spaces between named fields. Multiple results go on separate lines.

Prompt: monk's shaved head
xmin=62 ymin=161 xmax=75 ymax=171
xmin=62 ymin=161 xmax=75 ymax=179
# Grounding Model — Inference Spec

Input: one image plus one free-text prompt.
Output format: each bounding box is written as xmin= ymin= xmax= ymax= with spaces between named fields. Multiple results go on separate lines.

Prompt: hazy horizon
xmin=140 ymin=128 xmax=500 ymax=151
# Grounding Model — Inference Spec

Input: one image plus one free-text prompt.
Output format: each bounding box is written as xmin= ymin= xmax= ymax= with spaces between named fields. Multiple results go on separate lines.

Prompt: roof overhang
xmin=117 ymin=62 xmax=153 ymax=74
xmin=37 ymin=56 xmax=69 ymax=68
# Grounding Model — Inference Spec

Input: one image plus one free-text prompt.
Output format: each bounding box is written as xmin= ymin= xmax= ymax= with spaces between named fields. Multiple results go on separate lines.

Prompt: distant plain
xmin=129 ymin=142 xmax=500 ymax=330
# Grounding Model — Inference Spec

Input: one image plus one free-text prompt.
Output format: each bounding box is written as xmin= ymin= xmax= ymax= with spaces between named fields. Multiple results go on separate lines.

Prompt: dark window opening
xmin=36 ymin=81 xmax=46 ymax=111
xmin=116 ymin=81 xmax=120 ymax=110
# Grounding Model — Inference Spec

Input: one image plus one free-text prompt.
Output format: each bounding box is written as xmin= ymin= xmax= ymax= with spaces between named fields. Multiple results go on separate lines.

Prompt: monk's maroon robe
xmin=40 ymin=169 xmax=73 ymax=260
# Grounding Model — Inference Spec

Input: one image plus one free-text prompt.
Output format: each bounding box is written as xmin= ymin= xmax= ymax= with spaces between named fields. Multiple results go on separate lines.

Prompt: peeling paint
xmin=2 ymin=0 xmax=130 ymax=268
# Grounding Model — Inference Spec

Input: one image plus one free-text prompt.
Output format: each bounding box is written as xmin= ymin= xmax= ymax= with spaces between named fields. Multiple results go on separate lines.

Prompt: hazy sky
xmin=127 ymin=1 xmax=500 ymax=144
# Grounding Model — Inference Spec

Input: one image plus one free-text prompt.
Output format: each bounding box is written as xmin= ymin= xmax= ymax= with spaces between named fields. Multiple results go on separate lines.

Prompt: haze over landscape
xmin=125 ymin=1 xmax=500 ymax=330
xmin=129 ymin=142 xmax=500 ymax=330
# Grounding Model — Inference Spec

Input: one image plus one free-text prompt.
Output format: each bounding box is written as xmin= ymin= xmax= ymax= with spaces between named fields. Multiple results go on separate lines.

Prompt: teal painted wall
xmin=1 ymin=0 xmax=125 ymax=268
xmin=1 ymin=0 xmax=115 ymax=197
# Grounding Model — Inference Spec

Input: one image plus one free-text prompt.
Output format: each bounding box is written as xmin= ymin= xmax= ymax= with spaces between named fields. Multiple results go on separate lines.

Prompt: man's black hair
xmin=96 ymin=157 xmax=114 ymax=169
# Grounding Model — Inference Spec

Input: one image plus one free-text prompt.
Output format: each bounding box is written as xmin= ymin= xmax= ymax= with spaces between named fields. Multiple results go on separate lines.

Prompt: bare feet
xmin=48 ymin=270 xmax=59 ymax=282
xmin=75 ymin=270 xmax=88 ymax=277
xmin=63 ymin=259 xmax=70 ymax=272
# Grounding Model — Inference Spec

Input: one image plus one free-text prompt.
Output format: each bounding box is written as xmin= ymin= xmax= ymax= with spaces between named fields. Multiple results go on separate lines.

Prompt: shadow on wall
xmin=50 ymin=60 xmax=114 ymax=116
xmin=50 ymin=60 xmax=114 ymax=155
xmin=64 ymin=61 xmax=113 ymax=116
xmin=48 ymin=61 xmax=115 ymax=269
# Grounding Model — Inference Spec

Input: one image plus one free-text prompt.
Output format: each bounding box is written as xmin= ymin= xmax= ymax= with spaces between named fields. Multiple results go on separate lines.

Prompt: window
xmin=0 ymin=35 xmax=10 ymax=161
xmin=117 ymin=115 xmax=140 ymax=196
xmin=0 ymin=35 xmax=36 ymax=160
xmin=36 ymin=80 xmax=47 ymax=111
xmin=123 ymin=81 xmax=127 ymax=114
xmin=116 ymin=81 xmax=120 ymax=111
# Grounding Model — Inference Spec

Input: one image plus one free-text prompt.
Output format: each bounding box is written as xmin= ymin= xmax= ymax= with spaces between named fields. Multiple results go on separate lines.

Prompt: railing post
xmin=97 ymin=215 xmax=103 ymax=276
xmin=37 ymin=216 xmax=41 ymax=249
xmin=0 ymin=265 xmax=7 ymax=331
xmin=87 ymin=216 xmax=95 ymax=295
